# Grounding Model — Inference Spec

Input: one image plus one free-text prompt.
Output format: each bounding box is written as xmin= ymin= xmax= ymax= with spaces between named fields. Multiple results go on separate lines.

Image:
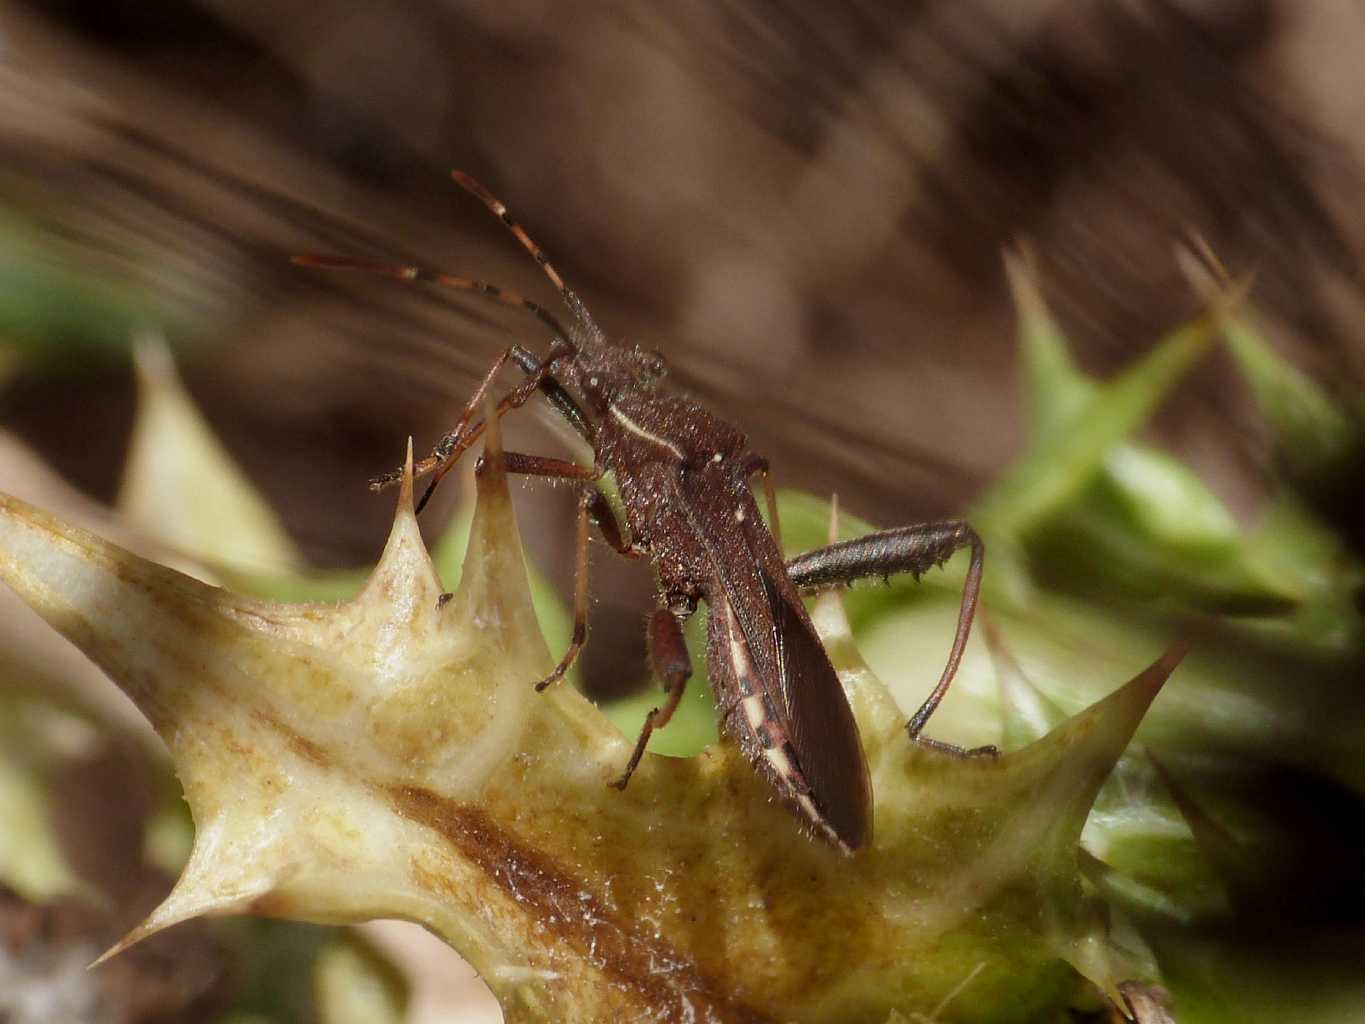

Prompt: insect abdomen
xmin=707 ymin=597 xmax=848 ymax=850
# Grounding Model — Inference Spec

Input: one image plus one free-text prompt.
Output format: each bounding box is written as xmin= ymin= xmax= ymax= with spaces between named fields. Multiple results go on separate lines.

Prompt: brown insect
xmin=296 ymin=172 xmax=987 ymax=852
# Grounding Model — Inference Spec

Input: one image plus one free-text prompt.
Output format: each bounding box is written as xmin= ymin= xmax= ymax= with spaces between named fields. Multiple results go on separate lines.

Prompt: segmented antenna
xmin=289 ymin=253 xmax=573 ymax=342
xmin=292 ymin=171 xmax=605 ymax=512
xmin=450 ymin=171 xmax=604 ymax=341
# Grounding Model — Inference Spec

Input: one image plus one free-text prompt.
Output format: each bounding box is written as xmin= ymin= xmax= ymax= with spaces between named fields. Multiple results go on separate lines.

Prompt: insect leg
xmin=370 ymin=340 xmax=576 ymax=511
xmin=475 ymin=449 xmax=644 ymax=692
xmin=508 ymin=345 xmax=592 ymax=443
xmin=741 ymin=454 xmax=783 ymax=554
xmin=612 ymin=609 xmax=693 ymax=790
xmin=471 ymin=453 xmax=645 ymax=690
xmin=577 ymin=489 xmax=646 ymax=559
xmin=785 ymin=520 xmax=989 ymax=753
xmin=490 ymin=454 xmax=643 ymax=557
xmin=484 ymin=451 xmax=599 ymax=480
xmin=534 ymin=486 xmax=604 ymax=692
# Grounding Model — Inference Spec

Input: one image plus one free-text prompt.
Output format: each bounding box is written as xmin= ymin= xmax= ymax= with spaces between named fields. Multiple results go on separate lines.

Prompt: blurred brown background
xmin=1 ymin=0 xmax=1363 ymax=695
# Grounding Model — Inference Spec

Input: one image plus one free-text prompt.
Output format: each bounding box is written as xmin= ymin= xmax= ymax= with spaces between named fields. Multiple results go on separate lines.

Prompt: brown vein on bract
xmin=387 ymin=785 xmax=774 ymax=1024
xmin=248 ymin=706 xmax=330 ymax=767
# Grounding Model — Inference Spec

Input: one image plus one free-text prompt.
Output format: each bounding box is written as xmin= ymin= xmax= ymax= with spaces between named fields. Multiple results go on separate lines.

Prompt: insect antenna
xmin=293 ymin=172 xmax=604 ymax=513
xmin=450 ymin=170 xmax=605 ymax=342
xmin=289 ymin=252 xmax=575 ymax=343
xmin=290 ymin=252 xmax=588 ymax=510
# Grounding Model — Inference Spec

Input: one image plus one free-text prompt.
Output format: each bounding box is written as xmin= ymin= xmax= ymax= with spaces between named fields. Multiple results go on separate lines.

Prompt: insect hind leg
xmin=784 ymin=518 xmax=992 ymax=756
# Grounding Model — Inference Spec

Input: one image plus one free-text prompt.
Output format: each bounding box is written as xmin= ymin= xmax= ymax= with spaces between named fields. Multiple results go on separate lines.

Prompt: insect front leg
xmin=370 ymin=339 xmax=578 ymax=511
xmin=785 ymin=519 xmax=993 ymax=757
xmin=507 ymin=345 xmax=593 ymax=443
xmin=612 ymin=607 xmax=693 ymax=791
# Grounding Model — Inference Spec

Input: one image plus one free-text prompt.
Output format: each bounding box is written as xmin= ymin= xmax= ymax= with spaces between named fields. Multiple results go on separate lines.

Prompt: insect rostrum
xmin=295 ymin=171 xmax=986 ymax=852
